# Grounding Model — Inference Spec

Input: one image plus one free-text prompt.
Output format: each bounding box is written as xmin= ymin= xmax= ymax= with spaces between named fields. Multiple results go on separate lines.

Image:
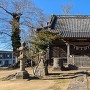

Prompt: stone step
xmin=67 ymin=74 xmax=88 ymax=90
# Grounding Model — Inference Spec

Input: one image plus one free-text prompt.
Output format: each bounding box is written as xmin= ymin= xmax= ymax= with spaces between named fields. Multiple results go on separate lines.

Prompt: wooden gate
xmin=69 ymin=56 xmax=90 ymax=67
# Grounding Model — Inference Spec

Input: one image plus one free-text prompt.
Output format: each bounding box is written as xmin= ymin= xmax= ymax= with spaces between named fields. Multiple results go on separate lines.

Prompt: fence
xmin=69 ymin=55 xmax=90 ymax=67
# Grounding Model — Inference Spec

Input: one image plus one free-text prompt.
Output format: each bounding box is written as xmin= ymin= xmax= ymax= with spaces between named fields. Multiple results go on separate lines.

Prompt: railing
xmin=69 ymin=55 xmax=90 ymax=67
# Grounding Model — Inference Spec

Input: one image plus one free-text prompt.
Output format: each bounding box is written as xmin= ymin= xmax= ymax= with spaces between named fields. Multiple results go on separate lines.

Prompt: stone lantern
xmin=15 ymin=42 xmax=29 ymax=79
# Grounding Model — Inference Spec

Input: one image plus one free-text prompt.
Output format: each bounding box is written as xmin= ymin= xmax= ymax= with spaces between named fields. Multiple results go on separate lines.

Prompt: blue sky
xmin=1 ymin=0 xmax=90 ymax=51
xmin=33 ymin=0 xmax=90 ymax=15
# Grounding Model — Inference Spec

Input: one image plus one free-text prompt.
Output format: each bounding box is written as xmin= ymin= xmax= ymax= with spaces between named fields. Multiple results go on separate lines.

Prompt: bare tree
xmin=0 ymin=0 xmax=47 ymax=57
xmin=61 ymin=3 xmax=73 ymax=15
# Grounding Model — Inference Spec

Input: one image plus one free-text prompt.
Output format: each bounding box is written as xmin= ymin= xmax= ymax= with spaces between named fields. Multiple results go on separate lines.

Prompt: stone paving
xmin=67 ymin=74 xmax=88 ymax=90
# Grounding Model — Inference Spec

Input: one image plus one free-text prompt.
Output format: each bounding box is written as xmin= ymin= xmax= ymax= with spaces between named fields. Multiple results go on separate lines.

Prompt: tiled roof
xmin=49 ymin=15 xmax=90 ymax=37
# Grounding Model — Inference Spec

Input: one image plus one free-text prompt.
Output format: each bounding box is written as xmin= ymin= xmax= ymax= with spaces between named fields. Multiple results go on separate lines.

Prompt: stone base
xmin=15 ymin=70 xmax=29 ymax=79
xmin=52 ymin=66 xmax=60 ymax=71
xmin=35 ymin=66 xmax=48 ymax=77
xmin=53 ymin=58 xmax=61 ymax=71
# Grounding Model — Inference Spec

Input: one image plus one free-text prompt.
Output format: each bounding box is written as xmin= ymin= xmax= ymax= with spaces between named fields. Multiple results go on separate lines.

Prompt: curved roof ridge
xmin=54 ymin=14 xmax=90 ymax=17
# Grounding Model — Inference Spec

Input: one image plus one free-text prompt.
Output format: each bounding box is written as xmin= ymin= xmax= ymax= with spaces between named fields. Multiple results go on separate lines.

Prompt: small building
xmin=0 ymin=51 xmax=16 ymax=67
xmin=43 ymin=15 xmax=90 ymax=69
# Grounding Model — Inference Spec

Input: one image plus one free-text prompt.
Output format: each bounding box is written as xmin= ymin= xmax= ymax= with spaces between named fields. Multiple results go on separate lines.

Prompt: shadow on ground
xmin=27 ymin=70 xmax=90 ymax=81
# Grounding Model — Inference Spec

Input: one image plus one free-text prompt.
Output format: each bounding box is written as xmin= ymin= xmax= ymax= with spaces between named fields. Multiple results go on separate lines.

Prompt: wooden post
xmin=66 ymin=43 xmax=70 ymax=65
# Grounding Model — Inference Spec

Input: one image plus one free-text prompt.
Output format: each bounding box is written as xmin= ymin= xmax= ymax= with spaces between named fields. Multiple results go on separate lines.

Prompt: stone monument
xmin=34 ymin=51 xmax=48 ymax=77
xmin=15 ymin=42 xmax=29 ymax=79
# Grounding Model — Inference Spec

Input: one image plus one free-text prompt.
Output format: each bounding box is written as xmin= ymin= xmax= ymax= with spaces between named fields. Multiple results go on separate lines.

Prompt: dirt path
xmin=0 ymin=67 xmax=72 ymax=90
xmin=0 ymin=80 xmax=55 ymax=90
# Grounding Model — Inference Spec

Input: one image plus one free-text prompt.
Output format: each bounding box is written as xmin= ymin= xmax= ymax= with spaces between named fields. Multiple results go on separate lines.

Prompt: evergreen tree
xmin=29 ymin=28 xmax=60 ymax=61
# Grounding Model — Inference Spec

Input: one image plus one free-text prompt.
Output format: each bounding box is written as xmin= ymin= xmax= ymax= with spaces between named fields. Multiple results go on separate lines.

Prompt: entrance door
xmin=4 ymin=60 xmax=9 ymax=66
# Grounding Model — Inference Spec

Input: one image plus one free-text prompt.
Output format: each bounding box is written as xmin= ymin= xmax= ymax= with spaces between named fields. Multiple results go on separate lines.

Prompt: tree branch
xmin=0 ymin=6 xmax=13 ymax=16
xmin=0 ymin=31 xmax=11 ymax=37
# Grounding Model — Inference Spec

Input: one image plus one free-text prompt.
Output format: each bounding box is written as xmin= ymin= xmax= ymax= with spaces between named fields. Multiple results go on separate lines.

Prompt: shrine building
xmin=39 ymin=15 xmax=90 ymax=70
xmin=48 ymin=15 xmax=90 ymax=68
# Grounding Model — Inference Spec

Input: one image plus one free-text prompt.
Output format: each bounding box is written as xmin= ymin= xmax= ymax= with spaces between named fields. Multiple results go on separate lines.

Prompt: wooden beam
xmin=70 ymin=42 xmax=90 ymax=45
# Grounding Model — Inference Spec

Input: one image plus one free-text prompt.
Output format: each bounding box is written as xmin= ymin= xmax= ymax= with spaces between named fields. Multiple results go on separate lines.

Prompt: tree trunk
xmin=11 ymin=13 xmax=21 ymax=57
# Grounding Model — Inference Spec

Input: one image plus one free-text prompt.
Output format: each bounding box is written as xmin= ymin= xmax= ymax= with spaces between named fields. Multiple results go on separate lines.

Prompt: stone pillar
xmin=20 ymin=60 xmax=25 ymax=71
xmin=53 ymin=57 xmax=60 ymax=70
xmin=66 ymin=43 xmax=70 ymax=65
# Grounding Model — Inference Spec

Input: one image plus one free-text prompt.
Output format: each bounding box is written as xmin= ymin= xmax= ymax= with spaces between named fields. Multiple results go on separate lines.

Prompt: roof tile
xmin=50 ymin=15 xmax=90 ymax=37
